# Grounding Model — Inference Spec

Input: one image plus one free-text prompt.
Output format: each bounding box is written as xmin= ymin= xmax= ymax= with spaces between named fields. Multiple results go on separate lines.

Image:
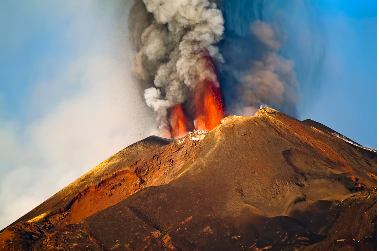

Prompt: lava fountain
xmin=169 ymin=104 xmax=188 ymax=139
xmin=194 ymin=51 xmax=225 ymax=132
xmin=168 ymin=50 xmax=225 ymax=138
xmin=194 ymin=81 xmax=225 ymax=132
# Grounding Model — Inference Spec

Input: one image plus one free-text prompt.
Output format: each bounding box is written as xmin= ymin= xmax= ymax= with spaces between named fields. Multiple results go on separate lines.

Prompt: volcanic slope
xmin=0 ymin=107 xmax=376 ymax=250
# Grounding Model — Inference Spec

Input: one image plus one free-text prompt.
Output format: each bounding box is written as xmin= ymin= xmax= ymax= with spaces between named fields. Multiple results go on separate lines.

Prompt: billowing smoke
xmin=128 ymin=0 xmax=324 ymax=137
xmin=129 ymin=0 xmax=224 ymax=136
xmin=237 ymin=20 xmax=299 ymax=116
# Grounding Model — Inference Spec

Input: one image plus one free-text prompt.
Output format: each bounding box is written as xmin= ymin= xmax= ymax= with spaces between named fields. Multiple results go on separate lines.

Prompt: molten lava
xmin=167 ymin=49 xmax=225 ymax=138
xmin=194 ymin=80 xmax=225 ymax=131
xmin=169 ymin=104 xmax=188 ymax=138
xmin=194 ymin=50 xmax=225 ymax=131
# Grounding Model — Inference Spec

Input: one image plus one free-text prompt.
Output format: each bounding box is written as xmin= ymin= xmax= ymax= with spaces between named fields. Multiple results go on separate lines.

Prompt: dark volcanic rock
xmin=0 ymin=108 xmax=376 ymax=250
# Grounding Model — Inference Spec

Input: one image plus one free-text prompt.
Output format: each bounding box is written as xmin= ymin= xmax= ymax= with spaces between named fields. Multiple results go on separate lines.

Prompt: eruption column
xmin=129 ymin=0 xmax=225 ymax=138
xmin=129 ymin=0 xmax=321 ymax=138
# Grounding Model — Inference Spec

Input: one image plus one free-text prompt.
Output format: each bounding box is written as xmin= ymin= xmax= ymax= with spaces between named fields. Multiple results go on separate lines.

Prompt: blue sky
xmin=298 ymin=0 xmax=377 ymax=148
xmin=0 ymin=1 xmax=156 ymax=229
xmin=0 ymin=0 xmax=376 ymax=230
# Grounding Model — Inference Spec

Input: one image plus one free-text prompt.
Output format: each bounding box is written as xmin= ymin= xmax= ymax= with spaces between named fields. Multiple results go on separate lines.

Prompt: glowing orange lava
xmin=166 ymin=49 xmax=225 ymax=138
xmin=195 ymin=80 xmax=225 ymax=131
xmin=193 ymin=49 xmax=225 ymax=131
xmin=169 ymin=104 xmax=188 ymax=138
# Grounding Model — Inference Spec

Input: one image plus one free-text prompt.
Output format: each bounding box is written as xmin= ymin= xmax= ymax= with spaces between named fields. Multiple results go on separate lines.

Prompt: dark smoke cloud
xmin=128 ymin=0 xmax=325 ymax=132
xmin=233 ymin=20 xmax=300 ymax=117
xmin=217 ymin=0 xmax=325 ymax=118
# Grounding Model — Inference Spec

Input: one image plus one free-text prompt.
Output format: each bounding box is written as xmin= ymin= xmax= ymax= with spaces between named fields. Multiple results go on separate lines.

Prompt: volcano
xmin=0 ymin=108 xmax=376 ymax=250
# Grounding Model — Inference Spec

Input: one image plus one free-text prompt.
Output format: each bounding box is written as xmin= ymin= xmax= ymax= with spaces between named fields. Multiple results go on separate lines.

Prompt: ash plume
xmin=128 ymin=0 xmax=325 ymax=136
xmin=129 ymin=0 xmax=224 ymax=135
xmin=217 ymin=0 xmax=325 ymax=118
xmin=237 ymin=20 xmax=299 ymax=117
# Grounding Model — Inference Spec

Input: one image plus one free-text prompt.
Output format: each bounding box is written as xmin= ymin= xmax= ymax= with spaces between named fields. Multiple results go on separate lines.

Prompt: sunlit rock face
xmin=0 ymin=108 xmax=376 ymax=250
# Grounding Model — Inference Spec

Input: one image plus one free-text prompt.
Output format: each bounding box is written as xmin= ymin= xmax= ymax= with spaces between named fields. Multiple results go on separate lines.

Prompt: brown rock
xmin=0 ymin=108 xmax=376 ymax=250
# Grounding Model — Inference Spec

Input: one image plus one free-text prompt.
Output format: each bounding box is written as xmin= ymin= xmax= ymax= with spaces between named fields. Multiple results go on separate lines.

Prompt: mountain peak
xmin=0 ymin=109 xmax=376 ymax=250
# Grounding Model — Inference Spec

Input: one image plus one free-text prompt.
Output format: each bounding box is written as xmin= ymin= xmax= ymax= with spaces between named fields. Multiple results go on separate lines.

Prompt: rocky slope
xmin=0 ymin=107 xmax=376 ymax=250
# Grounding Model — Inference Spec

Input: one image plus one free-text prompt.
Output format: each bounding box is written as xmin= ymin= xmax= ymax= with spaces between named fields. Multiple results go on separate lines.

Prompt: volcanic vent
xmin=0 ymin=108 xmax=376 ymax=250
